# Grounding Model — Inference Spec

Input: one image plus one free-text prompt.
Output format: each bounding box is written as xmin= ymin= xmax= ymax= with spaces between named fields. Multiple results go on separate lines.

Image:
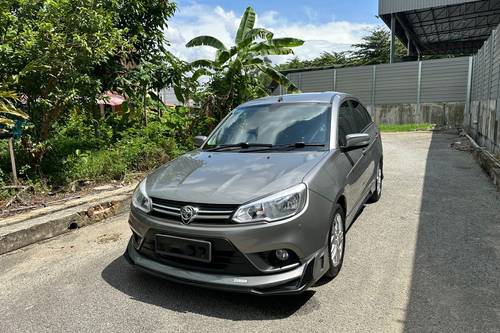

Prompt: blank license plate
xmin=155 ymin=235 xmax=212 ymax=263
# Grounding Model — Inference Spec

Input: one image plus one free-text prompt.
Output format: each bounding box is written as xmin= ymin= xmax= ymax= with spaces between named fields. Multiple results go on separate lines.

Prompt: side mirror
xmin=194 ymin=135 xmax=208 ymax=148
xmin=342 ymin=133 xmax=370 ymax=151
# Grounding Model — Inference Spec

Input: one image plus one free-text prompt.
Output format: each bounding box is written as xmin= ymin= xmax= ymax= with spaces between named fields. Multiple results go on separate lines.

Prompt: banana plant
xmin=0 ymin=86 xmax=28 ymax=128
xmin=185 ymin=6 xmax=304 ymax=93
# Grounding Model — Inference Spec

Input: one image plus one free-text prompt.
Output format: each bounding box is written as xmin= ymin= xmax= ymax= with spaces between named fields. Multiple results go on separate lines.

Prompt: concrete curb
xmin=0 ymin=193 xmax=132 ymax=255
xmin=465 ymin=134 xmax=500 ymax=192
xmin=1 ymin=183 xmax=137 ymax=228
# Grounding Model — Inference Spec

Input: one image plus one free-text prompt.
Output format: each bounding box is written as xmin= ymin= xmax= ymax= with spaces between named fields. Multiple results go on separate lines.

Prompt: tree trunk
xmin=143 ymin=90 xmax=148 ymax=126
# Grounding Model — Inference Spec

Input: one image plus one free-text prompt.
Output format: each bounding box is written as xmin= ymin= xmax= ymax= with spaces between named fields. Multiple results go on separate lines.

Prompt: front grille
xmin=139 ymin=229 xmax=262 ymax=276
xmin=150 ymin=197 xmax=239 ymax=225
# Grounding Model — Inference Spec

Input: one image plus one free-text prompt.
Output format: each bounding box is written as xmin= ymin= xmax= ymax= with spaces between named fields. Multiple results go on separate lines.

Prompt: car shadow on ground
xmin=101 ymin=256 xmax=317 ymax=320
xmin=403 ymin=132 xmax=500 ymax=332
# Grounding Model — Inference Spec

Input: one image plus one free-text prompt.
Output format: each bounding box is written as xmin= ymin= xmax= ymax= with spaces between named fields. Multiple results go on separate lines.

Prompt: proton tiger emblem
xmin=180 ymin=205 xmax=199 ymax=224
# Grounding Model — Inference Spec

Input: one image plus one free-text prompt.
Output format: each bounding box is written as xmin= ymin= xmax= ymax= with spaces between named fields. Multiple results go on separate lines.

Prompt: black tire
xmin=325 ymin=204 xmax=346 ymax=279
xmin=367 ymin=161 xmax=383 ymax=203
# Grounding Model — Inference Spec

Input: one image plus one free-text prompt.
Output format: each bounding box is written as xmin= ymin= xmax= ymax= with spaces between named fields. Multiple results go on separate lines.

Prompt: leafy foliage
xmin=350 ymin=28 xmax=406 ymax=65
xmin=186 ymin=6 xmax=304 ymax=122
xmin=0 ymin=85 xmax=28 ymax=127
xmin=279 ymin=27 xmax=407 ymax=70
xmin=0 ymin=0 xmax=177 ymax=140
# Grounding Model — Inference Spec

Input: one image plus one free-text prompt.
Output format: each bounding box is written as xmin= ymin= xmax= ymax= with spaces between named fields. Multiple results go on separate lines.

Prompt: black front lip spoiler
xmin=124 ymin=240 xmax=316 ymax=296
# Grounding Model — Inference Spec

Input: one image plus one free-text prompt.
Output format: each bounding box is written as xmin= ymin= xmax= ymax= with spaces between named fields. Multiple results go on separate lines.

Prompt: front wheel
xmin=325 ymin=205 xmax=345 ymax=278
xmin=367 ymin=161 xmax=383 ymax=203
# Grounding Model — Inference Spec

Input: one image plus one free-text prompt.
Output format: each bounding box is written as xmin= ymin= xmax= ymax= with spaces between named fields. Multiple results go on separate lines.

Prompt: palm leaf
xmin=189 ymin=59 xmax=216 ymax=69
xmin=250 ymin=42 xmax=296 ymax=56
xmin=235 ymin=7 xmax=256 ymax=44
xmin=242 ymin=28 xmax=274 ymax=43
xmin=216 ymin=46 xmax=238 ymax=65
xmin=0 ymin=87 xmax=28 ymax=128
xmin=0 ymin=118 xmax=15 ymax=127
xmin=186 ymin=36 xmax=227 ymax=50
xmin=191 ymin=68 xmax=211 ymax=81
xmin=243 ymin=58 xmax=265 ymax=66
xmin=258 ymin=65 xmax=299 ymax=93
xmin=268 ymin=38 xmax=304 ymax=48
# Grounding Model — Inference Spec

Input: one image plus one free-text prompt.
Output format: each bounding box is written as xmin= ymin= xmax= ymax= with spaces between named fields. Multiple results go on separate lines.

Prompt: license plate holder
xmin=155 ymin=234 xmax=212 ymax=263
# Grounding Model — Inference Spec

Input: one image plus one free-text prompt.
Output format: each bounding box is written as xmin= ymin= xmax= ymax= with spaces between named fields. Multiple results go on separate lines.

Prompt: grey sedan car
xmin=124 ymin=92 xmax=383 ymax=295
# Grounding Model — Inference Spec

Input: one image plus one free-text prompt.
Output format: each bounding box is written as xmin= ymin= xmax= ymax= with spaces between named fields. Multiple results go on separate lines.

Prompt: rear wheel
xmin=325 ymin=205 xmax=345 ymax=278
xmin=368 ymin=161 xmax=383 ymax=203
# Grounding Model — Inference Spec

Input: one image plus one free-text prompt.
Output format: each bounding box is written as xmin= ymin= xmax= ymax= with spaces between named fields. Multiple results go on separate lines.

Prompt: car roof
xmin=239 ymin=92 xmax=351 ymax=108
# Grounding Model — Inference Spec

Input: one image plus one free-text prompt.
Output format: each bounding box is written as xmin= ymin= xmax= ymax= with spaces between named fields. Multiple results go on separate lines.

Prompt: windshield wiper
xmin=271 ymin=142 xmax=326 ymax=151
xmin=205 ymin=142 xmax=274 ymax=152
xmin=240 ymin=142 xmax=326 ymax=153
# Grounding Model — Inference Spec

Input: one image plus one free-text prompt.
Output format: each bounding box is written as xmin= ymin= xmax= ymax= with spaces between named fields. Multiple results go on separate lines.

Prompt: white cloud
xmin=165 ymin=3 xmax=376 ymax=65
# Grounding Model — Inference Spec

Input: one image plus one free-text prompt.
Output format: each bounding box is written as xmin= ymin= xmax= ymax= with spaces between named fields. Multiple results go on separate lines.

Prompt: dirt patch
xmin=0 ymin=175 xmax=142 ymax=218
xmin=450 ymin=138 xmax=473 ymax=152
xmin=96 ymin=233 xmax=122 ymax=244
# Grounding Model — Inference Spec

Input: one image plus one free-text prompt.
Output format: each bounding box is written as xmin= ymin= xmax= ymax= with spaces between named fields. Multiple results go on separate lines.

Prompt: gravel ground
xmin=0 ymin=132 xmax=499 ymax=333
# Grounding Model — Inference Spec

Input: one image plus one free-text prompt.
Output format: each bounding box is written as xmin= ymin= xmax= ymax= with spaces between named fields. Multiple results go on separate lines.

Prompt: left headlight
xmin=232 ymin=183 xmax=308 ymax=223
xmin=132 ymin=179 xmax=152 ymax=213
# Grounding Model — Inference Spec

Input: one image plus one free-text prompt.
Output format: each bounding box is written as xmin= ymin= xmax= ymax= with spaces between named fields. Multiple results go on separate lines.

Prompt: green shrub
xmin=65 ymin=149 xmax=128 ymax=181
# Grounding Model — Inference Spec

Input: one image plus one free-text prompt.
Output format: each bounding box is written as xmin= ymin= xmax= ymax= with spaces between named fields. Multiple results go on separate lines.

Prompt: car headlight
xmin=232 ymin=184 xmax=308 ymax=223
xmin=132 ymin=179 xmax=152 ymax=213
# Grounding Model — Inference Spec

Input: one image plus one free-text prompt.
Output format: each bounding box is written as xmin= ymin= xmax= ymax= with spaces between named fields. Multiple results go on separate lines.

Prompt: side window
xmin=350 ymin=101 xmax=372 ymax=132
xmin=337 ymin=101 xmax=357 ymax=146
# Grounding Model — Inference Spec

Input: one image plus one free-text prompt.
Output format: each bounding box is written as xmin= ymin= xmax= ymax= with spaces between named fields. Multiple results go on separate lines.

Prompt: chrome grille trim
xmin=150 ymin=198 xmax=238 ymax=224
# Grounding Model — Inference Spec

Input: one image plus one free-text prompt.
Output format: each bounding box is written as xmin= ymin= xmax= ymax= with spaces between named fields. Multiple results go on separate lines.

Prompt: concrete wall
xmin=371 ymin=103 xmax=464 ymax=126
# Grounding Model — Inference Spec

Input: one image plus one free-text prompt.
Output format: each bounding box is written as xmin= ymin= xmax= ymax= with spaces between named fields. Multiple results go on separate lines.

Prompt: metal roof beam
xmin=394 ymin=13 xmax=424 ymax=55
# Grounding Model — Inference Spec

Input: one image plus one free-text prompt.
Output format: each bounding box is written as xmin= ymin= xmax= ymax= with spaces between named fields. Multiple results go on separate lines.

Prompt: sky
xmin=165 ymin=0 xmax=382 ymax=65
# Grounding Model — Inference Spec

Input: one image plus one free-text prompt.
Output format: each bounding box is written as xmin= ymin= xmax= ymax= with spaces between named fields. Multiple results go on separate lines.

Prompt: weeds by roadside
xmin=379 ymin=123 xmax=435 ymax=132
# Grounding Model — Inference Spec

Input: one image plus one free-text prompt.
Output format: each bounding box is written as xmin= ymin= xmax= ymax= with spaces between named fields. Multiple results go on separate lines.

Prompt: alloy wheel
xmin=330 ymin=213 xmax=344 ymax=267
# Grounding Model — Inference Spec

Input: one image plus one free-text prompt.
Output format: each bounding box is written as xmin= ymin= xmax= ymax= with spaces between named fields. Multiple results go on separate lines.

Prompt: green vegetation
xmin=379 ymin=123 xmax=435 ymax=132
xmin=279 ymin=28 xmax=407 ymax=71
xmin=186 ymin=6 xmax=304 ymax=122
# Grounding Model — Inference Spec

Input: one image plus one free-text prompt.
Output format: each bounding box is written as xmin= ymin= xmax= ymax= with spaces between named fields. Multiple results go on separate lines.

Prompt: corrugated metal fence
xmin=466 ymin=23 xmax=500 ymax=155
xmin=278 ymin=57 xmax=470 ymax=126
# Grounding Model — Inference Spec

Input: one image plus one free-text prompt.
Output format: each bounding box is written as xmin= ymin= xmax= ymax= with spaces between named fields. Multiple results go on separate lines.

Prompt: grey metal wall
xmin=279 ymin=57 xmax=470 ymax=122
xmin=466 ymin=23 xmax=500 ymax=155
xmin=378 ymin=0 xmax=479 ymax=15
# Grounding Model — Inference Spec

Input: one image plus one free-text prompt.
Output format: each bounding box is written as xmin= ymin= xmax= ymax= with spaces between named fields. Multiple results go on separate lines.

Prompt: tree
xmin=279 ymin=51 xmax=350 ymax=70
xmin=185 ymin=6 xmax=304 ymax=121
xmin=0 ymin=0 xmax=177 ymax=140
xmin=350 ymin=27 xmax=406 ymax=65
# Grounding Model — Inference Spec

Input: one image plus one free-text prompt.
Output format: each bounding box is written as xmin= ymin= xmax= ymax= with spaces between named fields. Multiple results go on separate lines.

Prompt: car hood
xmin=145 ymin=150 xmax=327 ymax=204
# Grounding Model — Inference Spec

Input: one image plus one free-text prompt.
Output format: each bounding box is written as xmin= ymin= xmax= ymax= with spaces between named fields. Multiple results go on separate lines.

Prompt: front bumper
xmin=124 ymin=238 xmax=316 ymax=295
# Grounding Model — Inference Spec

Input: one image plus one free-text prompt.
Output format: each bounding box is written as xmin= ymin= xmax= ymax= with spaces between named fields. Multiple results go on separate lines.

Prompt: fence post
xmin=371 ymin=65 xmax=377 ymax=122
xmin=417 ymin=61 xmax=422 ymax=122
xmin=333 ymin=68 xmax=337 ymax=91
xmin=465 ymin=56 xmax=474 ymax=127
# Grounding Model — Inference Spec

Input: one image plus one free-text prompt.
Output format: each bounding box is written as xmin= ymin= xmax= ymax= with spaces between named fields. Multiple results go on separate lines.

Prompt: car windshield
xmin=204 ymin=103 xmax=331 ymax=151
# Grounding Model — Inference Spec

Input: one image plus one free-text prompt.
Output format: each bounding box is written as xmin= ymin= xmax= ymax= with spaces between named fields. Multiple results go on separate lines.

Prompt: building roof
xmin=379 ymin=0 xmax=500 ymax=55
xmin=379 ymin=0 xmax=480 ymax=15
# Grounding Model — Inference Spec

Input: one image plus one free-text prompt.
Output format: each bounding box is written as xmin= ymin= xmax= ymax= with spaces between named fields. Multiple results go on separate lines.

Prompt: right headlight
xmin=232 ymin=184 xmax=308 ymax=223
xmin=132 ymin=179 xmax=152 ymax=213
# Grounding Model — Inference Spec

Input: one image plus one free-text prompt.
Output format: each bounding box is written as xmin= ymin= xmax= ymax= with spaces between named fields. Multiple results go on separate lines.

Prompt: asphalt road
xmin=1 ymin=132 xmax=499 ymax=333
